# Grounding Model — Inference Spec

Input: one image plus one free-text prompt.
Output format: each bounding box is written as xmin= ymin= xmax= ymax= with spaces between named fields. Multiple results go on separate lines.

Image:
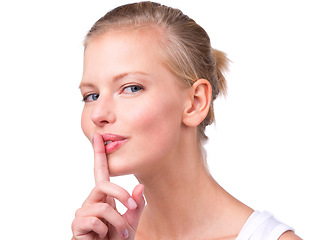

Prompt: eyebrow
xmin=78 ymin=82 xmax=95 ymax=89
xmin=79 ymin=71 xmax=149 ymax=89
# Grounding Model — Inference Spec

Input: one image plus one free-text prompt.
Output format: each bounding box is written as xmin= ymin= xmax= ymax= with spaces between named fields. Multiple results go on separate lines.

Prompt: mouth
xmin=101 ymin=134 xmax=128 ymax=154
xmin=104 ymin=141 xmax=113 ymax=146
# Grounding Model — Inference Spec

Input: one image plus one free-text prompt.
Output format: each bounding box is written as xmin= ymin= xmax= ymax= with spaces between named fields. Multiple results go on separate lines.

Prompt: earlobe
xmin=183 ymin=79 xmax=212 ymax=127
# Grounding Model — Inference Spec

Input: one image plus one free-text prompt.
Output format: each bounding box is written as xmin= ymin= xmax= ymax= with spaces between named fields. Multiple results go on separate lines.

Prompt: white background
xmin=0 ymin=0 xmax=311 ymax=239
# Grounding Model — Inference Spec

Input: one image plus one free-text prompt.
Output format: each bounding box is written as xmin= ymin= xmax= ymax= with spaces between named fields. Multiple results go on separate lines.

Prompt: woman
xmin=72 ymin=2 xmax=301 ymax=239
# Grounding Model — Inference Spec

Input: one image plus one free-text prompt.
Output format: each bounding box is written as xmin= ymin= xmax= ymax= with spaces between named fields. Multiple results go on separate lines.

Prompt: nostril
xmin=91 ymin=111 xmax=115 ymax=126
xmin=90 ymin=99 xmax=116 ymax=126
xmin=91 ymin=114 xmax=110 ymax=126
xmin=100 ymin=120 xmax=109 ymax=124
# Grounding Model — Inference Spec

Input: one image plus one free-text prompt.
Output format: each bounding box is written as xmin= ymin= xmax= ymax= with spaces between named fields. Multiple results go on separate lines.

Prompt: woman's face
xmin=80 ymin=29 xmax=190 ymax=176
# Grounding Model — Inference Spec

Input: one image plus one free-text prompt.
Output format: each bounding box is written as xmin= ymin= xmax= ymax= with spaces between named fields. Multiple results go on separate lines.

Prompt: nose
xmin=91 ymin=96 xmax=116 ymax=127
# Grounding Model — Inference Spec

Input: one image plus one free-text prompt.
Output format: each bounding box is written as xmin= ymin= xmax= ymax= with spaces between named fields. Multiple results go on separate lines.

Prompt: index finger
xmin=93 ymin=133 xmax=110 ymax=184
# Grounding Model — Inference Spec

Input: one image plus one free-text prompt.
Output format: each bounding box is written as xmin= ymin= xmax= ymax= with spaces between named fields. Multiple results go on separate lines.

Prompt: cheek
xmin=125 ymin=97 xmax=182 ymax=151
xmin=81 ymin=108 xmax=92 ymax=140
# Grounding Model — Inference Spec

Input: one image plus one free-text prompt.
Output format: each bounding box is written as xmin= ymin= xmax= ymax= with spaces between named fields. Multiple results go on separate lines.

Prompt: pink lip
xmin=101 ymin=133 xmax=128 ymax=154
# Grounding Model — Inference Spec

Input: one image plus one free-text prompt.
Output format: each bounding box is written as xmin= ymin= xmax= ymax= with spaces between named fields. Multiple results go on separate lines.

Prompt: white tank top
xmin=236 ymin=211 xmax=294 ymax=240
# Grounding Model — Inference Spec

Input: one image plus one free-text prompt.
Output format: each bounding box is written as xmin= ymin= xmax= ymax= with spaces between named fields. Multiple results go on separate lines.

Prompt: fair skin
xmin=72 ymin=28 xmax=301 ymax=240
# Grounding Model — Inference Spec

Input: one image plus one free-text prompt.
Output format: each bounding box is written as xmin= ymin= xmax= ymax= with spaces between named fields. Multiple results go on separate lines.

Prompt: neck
xmin=137 ymin=166 xmax=214 ymax=234
xmin=134 ymin=135 xmax=253 ymax=239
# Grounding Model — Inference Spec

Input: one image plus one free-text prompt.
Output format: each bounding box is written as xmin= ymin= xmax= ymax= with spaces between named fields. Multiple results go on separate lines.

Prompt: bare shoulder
xmin=279 ymin=230 xmax=302 ymax=240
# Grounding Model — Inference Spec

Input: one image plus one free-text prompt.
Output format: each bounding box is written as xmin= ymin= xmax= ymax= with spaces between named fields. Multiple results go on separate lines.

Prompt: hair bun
xmin=212 ymin=48 xmax=229 ymax=98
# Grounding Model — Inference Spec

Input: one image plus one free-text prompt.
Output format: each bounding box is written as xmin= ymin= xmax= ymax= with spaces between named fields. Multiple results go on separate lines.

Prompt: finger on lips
xmin=73 ymin=133 xmax=143 ymax=239
xmin=93 ymin=133 xmax=110 ymax=183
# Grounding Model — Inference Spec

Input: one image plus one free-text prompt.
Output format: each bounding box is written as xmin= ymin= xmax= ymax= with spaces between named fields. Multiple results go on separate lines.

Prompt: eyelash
xmin=82 ymin=84 xmax=144 ymax=102
xmin=121 ymin=84 xmax=144 ymax=94
xmin=82 ymin=93 xmax=99 ymax=102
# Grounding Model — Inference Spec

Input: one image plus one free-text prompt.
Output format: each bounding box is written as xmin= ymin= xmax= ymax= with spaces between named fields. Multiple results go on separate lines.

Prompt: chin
xmin=107 ymin=155 xmax=136 ymax=177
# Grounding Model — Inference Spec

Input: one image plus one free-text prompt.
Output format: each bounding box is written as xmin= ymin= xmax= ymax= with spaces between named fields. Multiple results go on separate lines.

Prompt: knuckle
xmin=89 ymin=217 xmax=100 ymax=227
xmin=99 ymin=202 xmax=111 ymax=213
xmin=74 ymin=207 xmax=83 ymax=217
xmin=89 ymin=217 xmax=109 ymax=234
xmin=71 ymin=218 xmax=77 ymax=231
xmin=71 ymin=218 xmax=82 ymax=235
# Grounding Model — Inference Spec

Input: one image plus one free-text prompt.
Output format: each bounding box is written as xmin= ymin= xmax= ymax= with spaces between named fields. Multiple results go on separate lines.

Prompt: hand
xmin=72 ymin=133 xmax=145 ymax=239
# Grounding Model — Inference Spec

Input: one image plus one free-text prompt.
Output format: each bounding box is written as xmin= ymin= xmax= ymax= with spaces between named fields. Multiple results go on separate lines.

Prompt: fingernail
xmin=127 ymin=197 xmax=137 ymax=209
xmin=123 ymin=229 xmax=129 ymax=238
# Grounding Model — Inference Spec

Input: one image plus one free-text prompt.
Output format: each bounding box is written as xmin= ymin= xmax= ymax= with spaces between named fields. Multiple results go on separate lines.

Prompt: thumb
xmin=123 ymin=184 xmax=145 ymax=231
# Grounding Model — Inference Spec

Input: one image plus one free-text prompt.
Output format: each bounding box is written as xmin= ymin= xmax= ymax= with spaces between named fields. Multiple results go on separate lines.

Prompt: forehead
xmin=83 ymin=28 xmax=166 ymax=80
xmin=82 ymin=28 xmax=183 ymax=88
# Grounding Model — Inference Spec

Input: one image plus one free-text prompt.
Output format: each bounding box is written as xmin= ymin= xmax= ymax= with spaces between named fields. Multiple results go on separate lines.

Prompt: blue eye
xmin=83 ymin=93 xmax=99 ymax=102
xmin=122 ymin=85 xmax=143 ymax=94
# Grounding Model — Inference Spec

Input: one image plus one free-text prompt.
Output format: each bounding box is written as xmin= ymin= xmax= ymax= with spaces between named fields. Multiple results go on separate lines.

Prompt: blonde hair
xmin=84 ymin=1 xmax=229 ymax=144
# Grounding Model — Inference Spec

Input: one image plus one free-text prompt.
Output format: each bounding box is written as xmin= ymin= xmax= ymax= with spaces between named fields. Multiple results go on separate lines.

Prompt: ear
xmin=182 ymin=79 xmax=212 ymax=127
